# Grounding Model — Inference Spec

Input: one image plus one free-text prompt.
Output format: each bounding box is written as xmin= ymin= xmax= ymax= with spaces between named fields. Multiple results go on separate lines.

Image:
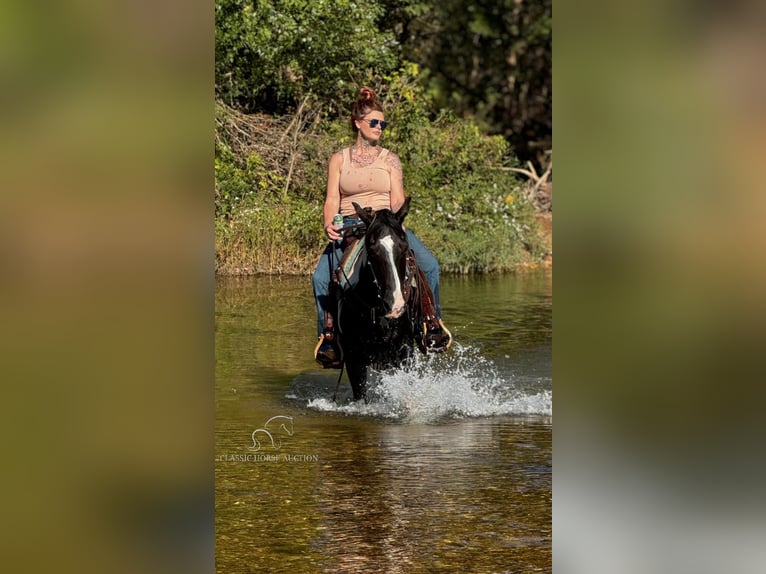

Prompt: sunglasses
xmin=361 ymin=118 xmax=389 ymax=130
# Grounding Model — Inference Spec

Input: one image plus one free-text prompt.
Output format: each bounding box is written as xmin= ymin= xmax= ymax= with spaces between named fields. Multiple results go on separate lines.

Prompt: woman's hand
xmin=325 ymin=222 xmax=342 ymax=241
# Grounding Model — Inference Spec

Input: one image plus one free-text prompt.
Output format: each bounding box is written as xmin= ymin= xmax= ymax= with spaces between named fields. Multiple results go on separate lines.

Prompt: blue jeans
xmin=311 ymin=225 xmax=441 ymax=336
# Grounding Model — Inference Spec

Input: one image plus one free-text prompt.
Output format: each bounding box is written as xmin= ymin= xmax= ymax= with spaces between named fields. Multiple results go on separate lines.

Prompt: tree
xmin=379 ymin=0 xmax=552 ymax=167
xmin=215 ymin=0 xmax=552 ymax=167
xmin=215 ymin=0 xmax=399 ymax=115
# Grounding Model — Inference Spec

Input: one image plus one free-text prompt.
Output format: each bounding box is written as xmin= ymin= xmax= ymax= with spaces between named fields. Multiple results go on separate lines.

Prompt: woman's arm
xmin=323 ymin=151 xmax=343 ymax=240
xmin=387 ymin=152 xmax=405 ymax=212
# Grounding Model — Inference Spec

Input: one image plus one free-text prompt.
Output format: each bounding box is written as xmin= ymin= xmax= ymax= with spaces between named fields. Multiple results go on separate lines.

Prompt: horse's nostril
xmin=385 ymin=295 xmax=406 ymax=319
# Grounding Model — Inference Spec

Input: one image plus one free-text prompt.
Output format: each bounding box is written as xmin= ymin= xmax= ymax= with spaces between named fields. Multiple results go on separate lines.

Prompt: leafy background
xmin=215 ymin=0 xmax=552 ymax=274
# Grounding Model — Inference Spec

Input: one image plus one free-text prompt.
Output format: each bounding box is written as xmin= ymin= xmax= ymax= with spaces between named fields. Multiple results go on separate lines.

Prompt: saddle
xmin=335 ymin=237 xmax=367 ymax=291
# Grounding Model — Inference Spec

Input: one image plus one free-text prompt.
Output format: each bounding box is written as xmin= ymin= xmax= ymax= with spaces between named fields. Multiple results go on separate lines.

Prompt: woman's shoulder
xmin=329 ymin=149 xmax=345 ymax=166
xmin=378 ymin=146 xmax=398 ymax=158
xmin=335 ymin=147 xmax=356 ymax=159
xmin=382 ymin=148 xmax=402 ymax=170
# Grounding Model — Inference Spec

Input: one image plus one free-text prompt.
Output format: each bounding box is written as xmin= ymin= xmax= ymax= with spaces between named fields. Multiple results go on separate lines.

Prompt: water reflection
xmin=216 ymin=271 xmax=551 ymax=572
xmin=216 ymin=417 xmax=551 ymax=573
xmin=310 ymin=420 xmax=551 ymax=573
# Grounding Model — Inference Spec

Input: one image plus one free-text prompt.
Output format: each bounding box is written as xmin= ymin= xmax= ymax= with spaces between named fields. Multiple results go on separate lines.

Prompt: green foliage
xmin=289 ymin=124 xmax=343 ymax=206
xmin=215 ymin=0 xmax=551 ymax=167
xmin=215 ymin=63 xmax=548 ymax=275
xmin=407 ymin=173 xmax=547 ymax=273
xmin=216 ymin=64 xmax=545 ymax=273
xmin=214 ymin=146 xmax=242 ymax=220
xmin=399 ymin=129 xmax=546 ymax=273
xmin=214 ymin=140 xmax=286 ymax=219
xmin=380 ymin=0 xmax=552 ymax=166
xmin=215 ymin=0 xmax=398 ymax=114
xmin=216 ymin=198 xmax=323 ymax=274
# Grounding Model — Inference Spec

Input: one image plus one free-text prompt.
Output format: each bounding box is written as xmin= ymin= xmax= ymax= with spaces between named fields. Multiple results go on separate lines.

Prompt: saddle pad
xmin=336 ymin=238 xmax=367 ymax=291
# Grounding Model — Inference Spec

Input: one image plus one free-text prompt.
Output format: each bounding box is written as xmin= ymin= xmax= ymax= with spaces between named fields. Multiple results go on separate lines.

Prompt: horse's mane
xmin=368 ymin=208 xmax=398 ymax=227
xmin=359 ymin=206 xmax=407 ymax=240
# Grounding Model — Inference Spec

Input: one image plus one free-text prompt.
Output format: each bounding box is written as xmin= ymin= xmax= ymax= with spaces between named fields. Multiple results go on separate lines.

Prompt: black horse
xmin=336 ymin=198 xmax=419 ymax=401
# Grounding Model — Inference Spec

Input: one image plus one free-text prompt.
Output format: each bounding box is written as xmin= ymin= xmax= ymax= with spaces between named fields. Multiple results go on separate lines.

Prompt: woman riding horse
xmin=311 ymin=86 xmax=451 ymax=370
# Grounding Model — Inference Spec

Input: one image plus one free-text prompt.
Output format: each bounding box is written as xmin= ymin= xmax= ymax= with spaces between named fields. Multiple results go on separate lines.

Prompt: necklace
xmin=351 ymin=143 xmax=380 ymax=168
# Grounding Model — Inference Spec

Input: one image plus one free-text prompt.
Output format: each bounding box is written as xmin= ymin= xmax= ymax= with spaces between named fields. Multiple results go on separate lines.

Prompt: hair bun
xmin=349 ymin=86 xmax=383 ymax=130
xmin=358 ymin=87 xmax=376 ymax=104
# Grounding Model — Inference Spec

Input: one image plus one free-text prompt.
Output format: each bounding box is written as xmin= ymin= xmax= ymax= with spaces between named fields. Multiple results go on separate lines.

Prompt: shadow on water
xmin=216 ymin=271 xmax=552 ymax=573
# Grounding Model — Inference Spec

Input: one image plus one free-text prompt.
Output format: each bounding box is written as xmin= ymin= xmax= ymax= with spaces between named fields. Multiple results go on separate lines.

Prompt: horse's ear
xmin=395 ymin=196 xmax=411 ymax=224
xmin=353 ymin=201 xmax=373 ymax=224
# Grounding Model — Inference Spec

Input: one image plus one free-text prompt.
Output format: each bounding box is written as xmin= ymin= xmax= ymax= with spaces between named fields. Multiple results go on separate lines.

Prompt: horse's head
xmin=353 ymin=197 xmax=411 ymax=319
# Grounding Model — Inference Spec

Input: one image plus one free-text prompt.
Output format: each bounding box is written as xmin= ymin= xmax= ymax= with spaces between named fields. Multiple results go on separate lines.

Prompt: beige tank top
xmin=339 ymin=147 xmax=392 ymax=216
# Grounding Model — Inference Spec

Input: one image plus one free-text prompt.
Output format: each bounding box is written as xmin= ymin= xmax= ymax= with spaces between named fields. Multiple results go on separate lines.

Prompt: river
xmin=215 ymin=270 xmax=552 ymax=573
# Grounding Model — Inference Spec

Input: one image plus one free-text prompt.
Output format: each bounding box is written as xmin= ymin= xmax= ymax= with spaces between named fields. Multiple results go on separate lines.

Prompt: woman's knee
xmin=312 ymin=264 xmax=321 ymax=283
xmin=423 ymin=253 xmax=439 ymax=276
xmin=312 ymin=262 xmax=329 ymax=293
xmin=415 ymin=248 xmax=439 ymax=277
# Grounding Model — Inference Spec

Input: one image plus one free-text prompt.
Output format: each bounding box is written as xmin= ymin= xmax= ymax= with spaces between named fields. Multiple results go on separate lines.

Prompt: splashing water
xmin=297 ymin=343 xmax=551 ymax=423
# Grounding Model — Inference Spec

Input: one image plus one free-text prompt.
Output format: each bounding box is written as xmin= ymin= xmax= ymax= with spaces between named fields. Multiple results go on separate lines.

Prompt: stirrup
xmin=424 ymin=319 xmax=453 ymax=353
xmin=314 ymin=332 xmax=343 ymax=369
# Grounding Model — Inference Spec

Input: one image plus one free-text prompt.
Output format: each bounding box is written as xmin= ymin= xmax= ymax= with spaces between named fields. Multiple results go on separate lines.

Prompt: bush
xmin=215 ymin=199 xmax=323 ymax=275
xmin=215 ymin=0 xmax=398 ymax=115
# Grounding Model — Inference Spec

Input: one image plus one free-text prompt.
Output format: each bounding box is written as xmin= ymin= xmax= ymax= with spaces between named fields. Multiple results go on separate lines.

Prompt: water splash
xmin=298 ymin=343 xmax=551 ymax=423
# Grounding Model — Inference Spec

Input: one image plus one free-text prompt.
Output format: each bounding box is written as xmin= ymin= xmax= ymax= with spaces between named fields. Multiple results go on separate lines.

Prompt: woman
xmin=312 ymin=87 xmax=450 ymax=366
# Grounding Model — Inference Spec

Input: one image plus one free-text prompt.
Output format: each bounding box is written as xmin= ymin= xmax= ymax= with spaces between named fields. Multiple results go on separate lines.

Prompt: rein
xmin=340 ymin=221 xmax=369 ymax=237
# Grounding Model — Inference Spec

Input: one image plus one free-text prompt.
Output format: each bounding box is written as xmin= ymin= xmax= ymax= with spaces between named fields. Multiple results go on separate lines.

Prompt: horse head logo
xmin=248 ymin=415 xmax=294 ymax=451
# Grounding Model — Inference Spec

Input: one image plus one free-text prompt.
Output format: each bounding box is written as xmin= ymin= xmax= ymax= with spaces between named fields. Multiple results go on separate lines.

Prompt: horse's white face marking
xmin=379 ymin=234 xmax=405 ymax=318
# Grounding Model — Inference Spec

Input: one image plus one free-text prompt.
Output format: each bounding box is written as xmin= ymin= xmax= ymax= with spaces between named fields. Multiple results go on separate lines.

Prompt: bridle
xmin=338 ymin=212 xmax=415 ymax=322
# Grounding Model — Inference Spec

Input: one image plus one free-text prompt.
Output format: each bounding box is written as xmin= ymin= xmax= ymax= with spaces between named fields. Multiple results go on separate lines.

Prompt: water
xmin=216 ymin=271 xmax=551 ymax=573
